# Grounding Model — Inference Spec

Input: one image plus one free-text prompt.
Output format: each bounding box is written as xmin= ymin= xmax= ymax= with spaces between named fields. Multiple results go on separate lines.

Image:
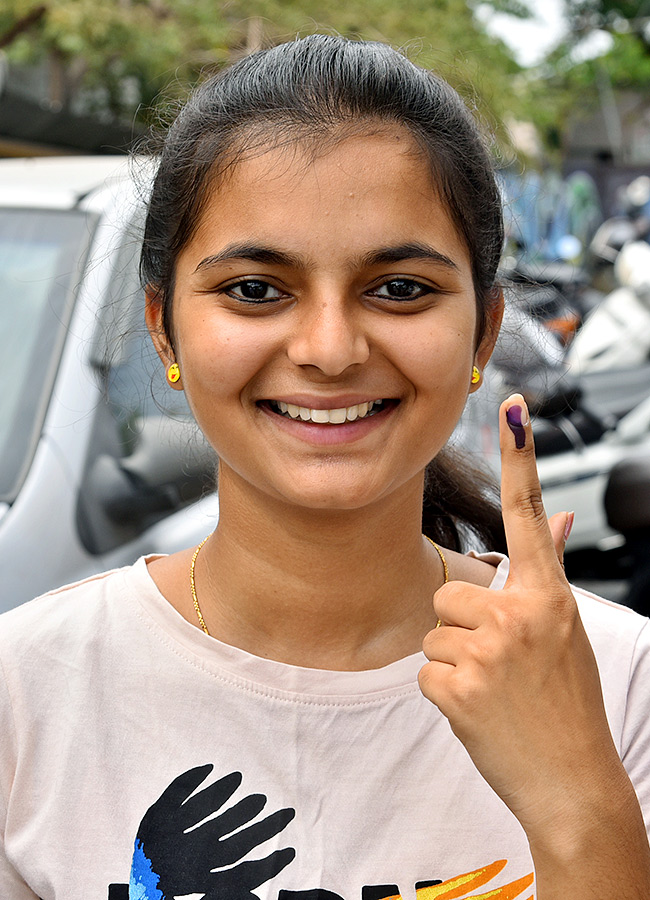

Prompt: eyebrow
xmin=194 ymin=243 xmax=302 ymax=272
xmin=193 ymin=240 xmax=459 ymax=273
xmin=360 ymin=243 xmax=459 ymax=271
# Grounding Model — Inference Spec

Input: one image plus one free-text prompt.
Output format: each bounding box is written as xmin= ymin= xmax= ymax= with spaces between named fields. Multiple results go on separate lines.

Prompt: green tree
xmin=517 ymin=1 xmax=650 ymax=156
xmin=0 ymin=0 xmax=529 ymax=127
xmin=564 ymin=0 xmax=650 ymax=39
xmin=558 ymin=0 xmax=650 ymax=90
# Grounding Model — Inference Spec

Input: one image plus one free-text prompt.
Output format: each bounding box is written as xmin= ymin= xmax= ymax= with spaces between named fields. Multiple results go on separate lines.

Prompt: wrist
xmin=526 ymin=766 xmax=650 ymax=899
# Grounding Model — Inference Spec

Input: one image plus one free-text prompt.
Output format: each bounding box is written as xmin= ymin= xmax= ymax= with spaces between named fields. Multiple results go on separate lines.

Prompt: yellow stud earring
xmin=471 ymin=365 xmax=481 ymax=385
xmin=167 ymin=363 xmax=181 ymax=384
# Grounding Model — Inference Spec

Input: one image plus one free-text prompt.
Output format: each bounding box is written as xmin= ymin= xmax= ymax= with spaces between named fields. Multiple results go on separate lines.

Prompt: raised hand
xmin=419 ymin=394 xmax=650 ymax=896
xmin=130 ymin=765 xmax=295 ymax=899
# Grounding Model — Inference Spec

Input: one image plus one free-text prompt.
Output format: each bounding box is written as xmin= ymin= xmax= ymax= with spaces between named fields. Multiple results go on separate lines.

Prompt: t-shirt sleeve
xmin=620 ymin=618 xmax=650 ymax=836
xmin=0 ymin=653 xmax=40 ymax=900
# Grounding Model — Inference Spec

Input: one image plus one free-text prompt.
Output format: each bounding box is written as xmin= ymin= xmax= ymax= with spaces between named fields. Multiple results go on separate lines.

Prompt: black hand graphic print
xmin=130 ymin=765 xmax=296 ymax=899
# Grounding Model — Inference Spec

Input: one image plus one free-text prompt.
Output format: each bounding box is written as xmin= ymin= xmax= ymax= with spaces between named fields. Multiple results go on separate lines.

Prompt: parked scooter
xmin=501 ymin=256 xmax=583 ymax=346
xmin=490 ymin=291 xmax=650 ymax=457
xmin=567 ymin=241 xmax=650 ymax=374
xmin=460 ymin=293 xmax=650 ymax=558
xmin=584 ymin=174 xmax=650 ymax=293
xmin=537 ymin=383 xmax=650 ymax=564
xmin=604 ymin=448 xmax=650 ymax=613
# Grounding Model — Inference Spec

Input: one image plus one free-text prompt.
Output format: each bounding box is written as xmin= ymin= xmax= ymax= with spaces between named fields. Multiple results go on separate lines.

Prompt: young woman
xmin=1 ymin=35 xmax=649 ymax=900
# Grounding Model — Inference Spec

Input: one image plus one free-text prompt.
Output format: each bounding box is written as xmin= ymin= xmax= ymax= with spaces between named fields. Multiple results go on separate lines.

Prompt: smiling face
xmin=147 ymin=128 xmax=501 ymax=513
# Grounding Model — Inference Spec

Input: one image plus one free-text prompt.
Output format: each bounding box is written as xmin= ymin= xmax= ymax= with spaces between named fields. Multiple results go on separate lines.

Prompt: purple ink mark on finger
xmin=506 ymin=404 xmax=526 ymax=449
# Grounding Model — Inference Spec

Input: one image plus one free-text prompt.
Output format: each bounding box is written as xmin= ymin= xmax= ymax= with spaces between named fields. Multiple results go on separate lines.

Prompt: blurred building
xmin=563 ymin=88 xmax=650 ymax=216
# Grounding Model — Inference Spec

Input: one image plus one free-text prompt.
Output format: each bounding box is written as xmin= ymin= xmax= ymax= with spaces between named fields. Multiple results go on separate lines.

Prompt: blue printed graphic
xmin=129 ymin=840 xmax=163 ymax=900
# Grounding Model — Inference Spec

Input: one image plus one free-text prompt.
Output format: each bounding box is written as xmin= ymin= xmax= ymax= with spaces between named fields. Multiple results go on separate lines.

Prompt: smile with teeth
xmin=268 ymin=399 xmax=389 ymax=424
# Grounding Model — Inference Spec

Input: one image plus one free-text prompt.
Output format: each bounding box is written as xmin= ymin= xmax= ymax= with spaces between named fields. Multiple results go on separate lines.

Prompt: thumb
xmin=548 ymin=511 xmax=575 ymax=566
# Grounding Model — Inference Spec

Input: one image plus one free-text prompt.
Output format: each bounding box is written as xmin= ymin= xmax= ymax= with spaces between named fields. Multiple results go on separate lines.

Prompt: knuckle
xmin=418 ymin=663 xmax=437 ymax=697
xmin=433 ymin=580 xmax=462 ymax=617
xmin=492 ymin=602 xmax=532 ymax=644
xmin=463 ymin=634 xmax=494 ymax=669
xmin=434 ymin=580 xmax=453 ymax=603
xmin=509 ymin=486 xmax=546 ymax=523
xmin=494 ymin=585 xmax=577 ymax=645
xmin=422 ymin=630 xmax=436 ymax=658
xmin=446 ymin=668 xmax=486 ymax=712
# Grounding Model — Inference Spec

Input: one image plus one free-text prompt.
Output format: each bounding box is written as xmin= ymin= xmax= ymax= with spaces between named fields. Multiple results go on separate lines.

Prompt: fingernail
xmin=564 ymin=511 xmax=575 ymax=543
xmin=506 ymin=403 xmax=528 ymax=449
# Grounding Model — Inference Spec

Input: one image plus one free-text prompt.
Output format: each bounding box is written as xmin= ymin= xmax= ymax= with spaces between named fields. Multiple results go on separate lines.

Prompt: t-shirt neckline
xmin=124 ymin=552 xmax=508 ymax=700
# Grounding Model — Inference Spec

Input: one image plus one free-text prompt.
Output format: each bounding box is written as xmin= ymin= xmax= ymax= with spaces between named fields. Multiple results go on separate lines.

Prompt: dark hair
xmin=141 ymin=34 xmax=506 ymax=553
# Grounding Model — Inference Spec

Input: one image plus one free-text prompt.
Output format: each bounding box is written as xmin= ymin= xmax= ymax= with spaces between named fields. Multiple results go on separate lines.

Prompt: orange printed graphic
xmin=411 ymin=860 xmax=534 ymax=900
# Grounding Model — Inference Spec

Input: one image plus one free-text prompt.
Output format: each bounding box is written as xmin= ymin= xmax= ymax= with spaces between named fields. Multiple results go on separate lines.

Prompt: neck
xmin=193 ymin=466 xmax=445 ymax=669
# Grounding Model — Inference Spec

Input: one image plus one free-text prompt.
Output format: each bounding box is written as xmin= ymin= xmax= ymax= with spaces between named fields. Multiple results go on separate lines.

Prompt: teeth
xmin=273 ymin=400 xmax=385 ymax=424
xmin=329 ymin=407 xmax=347 ymax=424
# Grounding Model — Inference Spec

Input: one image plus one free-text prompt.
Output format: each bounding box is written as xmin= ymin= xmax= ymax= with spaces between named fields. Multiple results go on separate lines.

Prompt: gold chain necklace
xmin=189 ymin=534 xmax=449 ymax=637
xmin=425 ymin=535 xmax=449 ymax=628
xmin=190 ymin=536 xmax=211 ymax=635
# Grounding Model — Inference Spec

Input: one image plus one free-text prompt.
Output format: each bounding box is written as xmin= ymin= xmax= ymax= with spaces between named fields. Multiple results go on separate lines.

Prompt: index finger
xmin=499 ymin=394 xmax=561 ymax=582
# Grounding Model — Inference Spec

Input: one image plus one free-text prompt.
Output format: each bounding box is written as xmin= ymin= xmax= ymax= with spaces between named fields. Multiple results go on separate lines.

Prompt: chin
xmin=220 ymin=458 xmax=424 ymax=513
xmin=268 ymin=470 xmax=410 ymax=512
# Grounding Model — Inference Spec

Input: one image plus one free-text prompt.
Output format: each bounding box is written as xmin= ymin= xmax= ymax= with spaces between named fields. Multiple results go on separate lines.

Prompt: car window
xmin=0 ymin=208 xmax=94 ymax=502
xmin=88 ymin=216 xmax=191 ymax=446
xmin=76 ymin=217 xmax=212 ymax=557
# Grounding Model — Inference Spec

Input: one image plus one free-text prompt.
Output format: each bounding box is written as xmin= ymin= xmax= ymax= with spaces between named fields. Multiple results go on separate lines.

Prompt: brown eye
xmin=226 ymin=280 xmax=283 ymax=302
xmin=373 ymin=279 xmax=431 ymax=301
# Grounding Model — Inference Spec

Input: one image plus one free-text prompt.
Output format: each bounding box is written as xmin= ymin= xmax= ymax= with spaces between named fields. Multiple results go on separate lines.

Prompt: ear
xmin=470 ymin=287 xmax=504 ymax=393
xmin=145 ymin=286 xmax=184 ymax=391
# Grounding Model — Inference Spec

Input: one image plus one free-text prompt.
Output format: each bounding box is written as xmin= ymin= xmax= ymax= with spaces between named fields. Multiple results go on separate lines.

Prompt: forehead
xmin=184 ymin=127 xmax=469 ymax=269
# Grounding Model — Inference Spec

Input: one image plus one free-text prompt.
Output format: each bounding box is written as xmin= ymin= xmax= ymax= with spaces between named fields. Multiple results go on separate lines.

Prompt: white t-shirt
xmin=0 ymin=555 xmax=649 ymax=900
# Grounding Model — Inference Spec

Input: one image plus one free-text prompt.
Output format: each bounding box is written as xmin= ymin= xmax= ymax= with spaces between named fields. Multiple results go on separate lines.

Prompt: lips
xmin=266 ymin=399 xmax=390 ymax=424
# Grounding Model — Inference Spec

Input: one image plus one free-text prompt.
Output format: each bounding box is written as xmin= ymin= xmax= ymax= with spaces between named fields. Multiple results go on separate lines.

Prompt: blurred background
xmin=1 ymin=0 xmax=650 ymax=612
xmin=2 ymin=0 xmax=648 ymax=179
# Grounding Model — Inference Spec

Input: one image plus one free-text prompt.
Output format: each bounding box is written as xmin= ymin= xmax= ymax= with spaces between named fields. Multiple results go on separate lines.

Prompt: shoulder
xmin=571 ymin=582 xmax=650 ymax=679
xmin=572 ymin=581 xmax=647 ymax=631
xmin=446 ymin=548 xmax=500 ymax=587
xmin=0 ymin=559 xmax=151 ymax=672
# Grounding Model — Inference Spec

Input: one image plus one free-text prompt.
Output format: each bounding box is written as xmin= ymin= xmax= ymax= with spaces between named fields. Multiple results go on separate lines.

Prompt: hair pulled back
xmin=141 ymin=34 xmax=506 ymax=553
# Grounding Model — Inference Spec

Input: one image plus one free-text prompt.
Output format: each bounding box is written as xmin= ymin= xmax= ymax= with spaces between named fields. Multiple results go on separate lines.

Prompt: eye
xmin=225 ymin=279 xmax=286 ymax=303
xmin=370 ymin=278 xmax=433 ymax=302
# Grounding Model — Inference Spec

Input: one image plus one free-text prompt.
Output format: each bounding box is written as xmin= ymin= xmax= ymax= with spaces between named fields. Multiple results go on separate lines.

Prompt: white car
xmin=0 ymin=156 xmax=219 ymax=611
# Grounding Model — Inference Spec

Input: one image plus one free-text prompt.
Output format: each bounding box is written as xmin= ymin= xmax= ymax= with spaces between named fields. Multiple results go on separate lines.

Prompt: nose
xmin=286 ymin=297 xmax=371 ymax=376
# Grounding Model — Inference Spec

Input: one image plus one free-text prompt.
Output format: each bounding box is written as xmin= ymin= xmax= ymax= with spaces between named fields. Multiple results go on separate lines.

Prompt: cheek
xmin=385 ymin=316 xmax=476 ymax=392
xmin=385 ymin=316 xmax=476 ymax=460
xmin=176 ymin=316 xmax=277 ymax=406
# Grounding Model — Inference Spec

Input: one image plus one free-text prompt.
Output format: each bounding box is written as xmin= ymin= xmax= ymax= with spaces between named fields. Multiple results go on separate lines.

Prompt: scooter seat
xmin=532 ymin=409 xmax=608 ymax=457
xmin=605 ymin=457 xmax=650 ymax=532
